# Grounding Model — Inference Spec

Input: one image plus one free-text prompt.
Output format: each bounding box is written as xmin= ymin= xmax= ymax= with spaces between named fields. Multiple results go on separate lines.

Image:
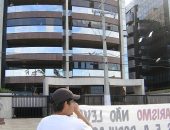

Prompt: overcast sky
xmin=125 ymin=0 xmax=133 ymax=6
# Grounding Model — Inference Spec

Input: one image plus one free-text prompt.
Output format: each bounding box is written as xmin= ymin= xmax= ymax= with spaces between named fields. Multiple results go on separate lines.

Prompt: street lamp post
xmin=101 ymin=0 xmax=111 ymax=105
xmin=119 ymin=0 xmax=127 ymax=94
xmin=0 ymin=0 xmax=6 ymax=88
xmin=65 ymin=0 xmax=70 ymax=89
xmin=0 ymin=1 xmax=4 ymax=88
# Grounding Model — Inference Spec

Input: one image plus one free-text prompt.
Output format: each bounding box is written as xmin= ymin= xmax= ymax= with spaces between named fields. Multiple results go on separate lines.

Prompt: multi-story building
xmin=126 ymin=0 xmax=170 ymax=92
xmin=0 ymin=0 xmax=144 ymax=99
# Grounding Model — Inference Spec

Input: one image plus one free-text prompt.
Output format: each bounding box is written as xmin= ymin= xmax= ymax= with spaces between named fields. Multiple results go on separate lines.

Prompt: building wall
xmin=126 ymin=0 xmax=170 ymax=91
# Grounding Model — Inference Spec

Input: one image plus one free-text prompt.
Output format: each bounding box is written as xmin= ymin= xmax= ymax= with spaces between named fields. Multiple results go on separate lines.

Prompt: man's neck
xmin=54 ymin=111 xmax=71 ymax=116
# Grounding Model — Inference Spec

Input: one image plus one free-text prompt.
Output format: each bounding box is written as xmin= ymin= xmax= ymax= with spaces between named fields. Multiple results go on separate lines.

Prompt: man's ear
xmin=64 ymin=101 xmax=68 ymax=107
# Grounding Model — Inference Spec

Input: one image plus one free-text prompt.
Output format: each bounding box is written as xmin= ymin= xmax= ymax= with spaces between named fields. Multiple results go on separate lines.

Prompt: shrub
xmin=0 ymin=87 xmax=12 ymax=93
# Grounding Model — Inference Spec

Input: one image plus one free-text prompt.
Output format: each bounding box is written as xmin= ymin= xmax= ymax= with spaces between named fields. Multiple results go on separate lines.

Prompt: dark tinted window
xmin=72 ymin=19 xmax=118 ymax=31
xmin=7 ymin=18 xmax=62 ymax=27
xmin=73 ymin=61 xmax=120 ymax=70
xmin=72 ymin=0 xmax=118 ymax=13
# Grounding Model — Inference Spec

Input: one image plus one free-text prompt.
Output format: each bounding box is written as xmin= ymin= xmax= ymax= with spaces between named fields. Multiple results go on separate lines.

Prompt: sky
xmin=125 ymin=0 xmax=133 ymax=6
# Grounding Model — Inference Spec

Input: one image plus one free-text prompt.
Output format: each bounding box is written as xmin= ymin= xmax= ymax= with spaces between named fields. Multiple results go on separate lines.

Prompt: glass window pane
xmin=7 ymin=18 xmax=62 ymax=27
xmin=72 ymin=27 xmax=119 ymax=38
xmin=72 ymin=6 xmax=118 ymax=19
xmin=7 ymin=26 xmax=63 ymax=33
xmin=74 ymin=62 xmax=79 ymax=68
xmin=72 ymin=69 xmax=121 ymax=77
xmin=6 ymin=47 xmax=63 ymax=54
xmin=8 ymin=5 xmax=63 ymax=13
xmin=90 ymin=86 xmax=103 ymax=94
xmin=86 ymin=62 xmax=93 ymax=69
xmin=81 ymin=62 xmax=85 ymax=69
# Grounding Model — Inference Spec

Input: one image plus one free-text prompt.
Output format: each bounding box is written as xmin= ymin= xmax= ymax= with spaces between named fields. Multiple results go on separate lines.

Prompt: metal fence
xmin=1 ymin=94 xmax=170 ymax=118
xmin=12 ymin=96 xmax=47 ymax=108
xmin=80 ymin=94 xmax=170 ymax=105
xmin=12 ymin=95 xmax=49 ymax=118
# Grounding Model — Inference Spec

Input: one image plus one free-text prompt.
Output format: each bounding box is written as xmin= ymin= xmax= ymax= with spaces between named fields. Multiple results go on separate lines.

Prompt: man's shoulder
xmin=69 ymin=117 xmax=92 ymax=130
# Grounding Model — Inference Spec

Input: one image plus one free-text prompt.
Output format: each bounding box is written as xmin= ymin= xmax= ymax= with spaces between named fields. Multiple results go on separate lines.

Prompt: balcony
xmin=127 ymin=37 xmax=134 ymax=46
xmin=6 ymin=53 xmax=63 ymax=68
xmin=126 ymin=13 xmax=134 ymax=25
xmin=127 ymin=25 xmax=134 ymax=35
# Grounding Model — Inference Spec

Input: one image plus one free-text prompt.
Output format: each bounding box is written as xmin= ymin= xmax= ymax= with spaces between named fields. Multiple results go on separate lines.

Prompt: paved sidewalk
xmin=0 ymin=118 xmax=41 ymax=130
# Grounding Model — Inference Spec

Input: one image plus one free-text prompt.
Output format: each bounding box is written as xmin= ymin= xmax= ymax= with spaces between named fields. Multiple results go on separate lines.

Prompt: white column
xmin=43 ymin=78 xmax=49 ymax=95
xmin=133 ymin=79 xmax=145 ymax=95
xmin=119 ymin=0 xmax=126 ymax=80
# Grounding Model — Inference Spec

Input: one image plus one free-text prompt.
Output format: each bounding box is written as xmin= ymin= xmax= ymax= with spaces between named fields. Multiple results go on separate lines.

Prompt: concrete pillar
xmin=43 ymin=78 xmax=49 ymax=95
xmin=42 ymin=78 xmax=49 ymax=116
xmin=133 ymin=80 xmax=145 ymax=95
xmin=0 ymin=93 xmax=13 ymax=119
xmin=119 ymin=0 xmax=128 ymax=94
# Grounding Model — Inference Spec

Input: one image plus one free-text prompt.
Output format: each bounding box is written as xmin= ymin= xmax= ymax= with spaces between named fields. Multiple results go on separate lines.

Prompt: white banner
xmin=80 ymin=104 xmax=170 ymax=130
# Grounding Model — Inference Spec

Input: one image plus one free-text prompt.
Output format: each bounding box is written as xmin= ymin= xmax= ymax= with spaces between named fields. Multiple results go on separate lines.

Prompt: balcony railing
xmin=80 ymin=94 xmax=170 ymax=105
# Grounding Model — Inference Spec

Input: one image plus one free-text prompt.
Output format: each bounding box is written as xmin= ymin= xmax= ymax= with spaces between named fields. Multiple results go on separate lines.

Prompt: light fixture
xmin=155 ymin=57 xmax=161 ymax=63
xmin=138 ymin=37 xmax=143 ymax=43
xmin=148 ymin=31 xmax=153 ymax=37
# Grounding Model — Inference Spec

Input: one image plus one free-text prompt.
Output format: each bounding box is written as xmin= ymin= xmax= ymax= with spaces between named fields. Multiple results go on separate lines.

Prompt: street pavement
xmin=0 ymin=118 xmax=41 ymax=130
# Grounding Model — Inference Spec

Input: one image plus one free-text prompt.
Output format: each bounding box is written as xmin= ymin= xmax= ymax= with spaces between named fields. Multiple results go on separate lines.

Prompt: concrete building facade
xmin=0 ymin=0 xmax=144 ymax=97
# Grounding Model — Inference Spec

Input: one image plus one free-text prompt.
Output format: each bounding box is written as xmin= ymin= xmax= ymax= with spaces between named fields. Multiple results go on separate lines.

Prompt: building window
xmin=73 ymin=19 xmax=118 ymax=31
xmin=81 ymin=62 xmax=85 ymax=69
xmin=74 ymin=62 xmax=78 ymax=68
xmin=93 ymin=62 xmax=98 ymax=69
xmin=91 ymin=21 xmax=101 ymax=29
xmin=72 ymin=6 xmax=118 ymax=19
xmin=86 ymin=62 xmax=93 ymax=69
xmin=90 ymin=86 xmax=103 ymax=94
xmin=108 ymin=64 xmax=120 ymax=71
xmin=88 ymin=22 xmax=91 ymax=28
xmin=107 ymin=23 xmax=119 ymax=32
xmin=7 ymin=18 xmax=62 ymax=27
xmin=8 ymin=5 xmax=63 ymax=13
xmin=7 ymin=26 xmax=63 ymax=33
xmin=73 ymin=61 xmax=120 ymax=71
xmin=89 ymin=1 xmax=94 ymax=8
xmin=72 ymin=27 xmax=119 ymax=38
